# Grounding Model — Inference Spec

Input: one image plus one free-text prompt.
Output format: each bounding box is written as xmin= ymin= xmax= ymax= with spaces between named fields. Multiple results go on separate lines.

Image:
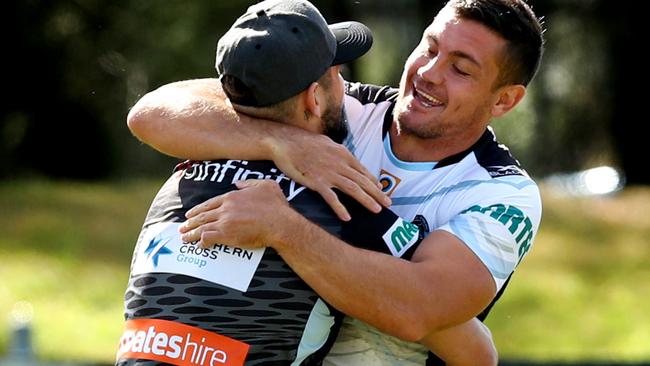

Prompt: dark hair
xmin=446 ymin=0 xmax=544 ymax=87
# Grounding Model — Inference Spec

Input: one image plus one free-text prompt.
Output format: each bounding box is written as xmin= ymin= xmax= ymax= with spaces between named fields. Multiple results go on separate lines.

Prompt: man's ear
xmin=491 ymin=84 xmax=526 ymax=118
xmin=303 ymin=81 xmax=322 ymax=118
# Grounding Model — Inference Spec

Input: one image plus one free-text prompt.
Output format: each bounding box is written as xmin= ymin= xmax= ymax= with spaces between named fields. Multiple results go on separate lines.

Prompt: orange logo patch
xmin=116 ymin=319 xmax=249 ymax=366
xmin=379 ymin=169 xmax=401 ymax=196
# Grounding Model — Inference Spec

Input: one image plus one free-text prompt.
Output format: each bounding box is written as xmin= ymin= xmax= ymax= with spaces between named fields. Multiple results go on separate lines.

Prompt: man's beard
xmin=322 ymin=103 xmax=348 ymax=144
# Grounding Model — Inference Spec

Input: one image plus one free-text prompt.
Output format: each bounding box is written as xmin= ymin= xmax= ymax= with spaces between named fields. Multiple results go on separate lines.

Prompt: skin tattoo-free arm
xmin=127 ymin=78 xmax=390 ymax=221
xmin=180 ymin=179 xmax=497 ymax=343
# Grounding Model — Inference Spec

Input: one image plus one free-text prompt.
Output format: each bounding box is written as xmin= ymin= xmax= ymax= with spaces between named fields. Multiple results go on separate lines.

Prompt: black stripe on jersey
xmin=382 ymin=103 xmax=395 ymax=138
xmin=344 ymin=82 xmax=527 ymax=178
xmin=345 ymin=81 xmax=398 ymax=105
xmin=343 ymin=81 xmax=398 ymax=141
xmin=436 ymin=128 xmax=526 ymax=178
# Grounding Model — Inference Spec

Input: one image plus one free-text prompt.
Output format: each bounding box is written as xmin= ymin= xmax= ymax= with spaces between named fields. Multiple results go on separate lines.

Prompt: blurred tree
xmin=2 ymin=0 xmax=646 ymax=184
xmin=3 ymin=0 xmax=113 ymax=179
xmin=604 ymin=2 xmax=646 ymax=184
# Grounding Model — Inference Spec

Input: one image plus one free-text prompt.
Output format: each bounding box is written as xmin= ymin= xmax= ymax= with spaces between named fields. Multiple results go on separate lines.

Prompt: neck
xmin=389 ymin=123 xmax=485 ymax=162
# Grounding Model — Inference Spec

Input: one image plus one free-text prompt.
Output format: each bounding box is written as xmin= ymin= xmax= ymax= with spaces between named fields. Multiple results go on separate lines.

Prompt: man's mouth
xmin=413 ymin=86 xmax=444 ymax=108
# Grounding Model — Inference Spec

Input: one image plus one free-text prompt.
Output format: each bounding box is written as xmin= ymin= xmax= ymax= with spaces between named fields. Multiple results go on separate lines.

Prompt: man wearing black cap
xmin=120 ymin=1 xmax=496 ymax=365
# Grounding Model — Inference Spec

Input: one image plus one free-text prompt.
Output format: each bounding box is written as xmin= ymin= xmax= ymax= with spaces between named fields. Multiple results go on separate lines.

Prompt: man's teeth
xmin=417 ymin=89 xmax=442 ymax=105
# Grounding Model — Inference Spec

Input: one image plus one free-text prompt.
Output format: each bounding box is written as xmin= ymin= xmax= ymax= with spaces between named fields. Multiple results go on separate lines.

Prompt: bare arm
xmin=127 ymin=79 xmax=390 ymax=220
xmin=421 ymin=319 xmax=498 ymax=366
xmin=180 ymin=180 xmax=497 ymax=341
xmin=128 ymin=78 xmax=284 ymax=160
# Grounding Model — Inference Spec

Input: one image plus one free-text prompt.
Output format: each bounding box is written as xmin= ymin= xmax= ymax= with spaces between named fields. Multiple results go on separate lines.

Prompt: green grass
xmin=0 ymin=180 xmax=160 ymax=362
xmin=1 ymin=180 xmax=649 ymax=362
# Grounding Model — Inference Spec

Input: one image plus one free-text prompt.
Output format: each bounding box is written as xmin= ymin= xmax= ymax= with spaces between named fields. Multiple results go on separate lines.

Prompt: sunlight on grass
xmin=0 ymin=180 xmax=159 ymax=361
xmin=1 ymin=180 xmax=649 ymax=362
xmin=486 ymin=186 xmax=650 ymax=361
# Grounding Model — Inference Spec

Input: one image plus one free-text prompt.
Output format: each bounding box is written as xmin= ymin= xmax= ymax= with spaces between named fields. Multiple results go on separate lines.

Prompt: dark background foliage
xmin=3 ymin=0 xmax=645 ymax=183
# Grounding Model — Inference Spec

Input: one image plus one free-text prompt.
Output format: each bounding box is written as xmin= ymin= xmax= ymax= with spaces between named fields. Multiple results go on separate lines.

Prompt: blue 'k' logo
xmin=144 ymin=235 xmax=173 ymax=267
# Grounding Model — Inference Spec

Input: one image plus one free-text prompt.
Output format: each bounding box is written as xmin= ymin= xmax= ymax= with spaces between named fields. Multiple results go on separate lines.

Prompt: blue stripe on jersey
xmin=391 ymin=177 xmax=536 ymax=206
xmin=383 ymin=136 xmax=437 ymax=171
xmin=448 ymin=216 xmax=514 ymax=280
xmin=343 ymin=131 xmax=357 ymax=155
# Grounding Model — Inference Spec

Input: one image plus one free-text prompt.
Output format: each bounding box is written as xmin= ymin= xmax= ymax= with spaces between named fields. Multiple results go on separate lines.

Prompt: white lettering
xmin=287 ymin=180 xmax=306 ymax=201
xmin=167 ymin=335 xmax=182 ymax=358
xmin=203 ymin=161 xmax=221 ymax=181
xmin=151 ymin=332 xmax=167 ymax=355
xmin=241 ymin=169 xmax=264 ymax=180
xmin=184 ymin=164 xmax=199 ymax=180
xmin=193 ymin=164 xmax=204 ymax=181
xmin=218 ymin=160 xmax=238 ymax=182
xmin=182 ymin=333 xmax=198 ymax=361
xmin=132 ymin=330 xmax=146 ymax=352
xmin=119 ymin=330 xmax=135 ymax=352
xmin=211 ymin=350 xmax=228 ymax=365
xmin=143 ymin=326 xmax=156 ymax=353
xmin=117 ymin=324 xmax=237 ymax=364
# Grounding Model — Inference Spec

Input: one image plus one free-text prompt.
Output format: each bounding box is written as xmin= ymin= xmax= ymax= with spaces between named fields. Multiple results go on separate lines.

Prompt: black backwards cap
xmin=216 ymin=0 xmax=373 ymax=107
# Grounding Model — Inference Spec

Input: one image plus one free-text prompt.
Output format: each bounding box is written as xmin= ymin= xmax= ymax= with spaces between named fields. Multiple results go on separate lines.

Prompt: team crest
xmin=379 ymin=169 xmax=402 ymax=196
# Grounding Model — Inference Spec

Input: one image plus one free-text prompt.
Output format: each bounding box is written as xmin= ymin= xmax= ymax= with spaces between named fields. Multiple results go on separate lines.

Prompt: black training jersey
xmin=117 ymin=159 xmax=424 ymax=366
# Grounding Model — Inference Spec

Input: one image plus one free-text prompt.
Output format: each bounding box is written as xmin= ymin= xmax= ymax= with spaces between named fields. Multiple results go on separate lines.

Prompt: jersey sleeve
xmin=337 ymin=192 xmax=423 ymax=260
xmin=437 ymin=178 xmax=542 ymax=290
xmin=344 ymin=81 xmax=398 ymax=104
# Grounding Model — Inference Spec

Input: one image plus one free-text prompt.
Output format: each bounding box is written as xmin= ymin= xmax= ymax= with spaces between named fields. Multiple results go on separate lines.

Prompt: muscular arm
xmin=272 ymin=213 xmax=496 ymax=341
xmin=127 ymin=78 xmax=290 ymax=160
xmin=421 ymin=319 xmax=498 ymax=366
xmin=182 ymin=180 xmax=497 ymax=342
xmin=127 ymin=79 xmax=390 ymax=220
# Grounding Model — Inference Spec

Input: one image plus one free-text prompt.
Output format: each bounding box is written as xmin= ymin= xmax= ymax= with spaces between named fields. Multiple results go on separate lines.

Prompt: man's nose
xmin=417 ymin=56 xmax=444 ymax=85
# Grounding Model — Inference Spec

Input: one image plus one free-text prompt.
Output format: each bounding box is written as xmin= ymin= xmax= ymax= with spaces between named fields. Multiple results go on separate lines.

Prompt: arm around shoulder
xmin=127 ymin=78 xmax=274 ymax=160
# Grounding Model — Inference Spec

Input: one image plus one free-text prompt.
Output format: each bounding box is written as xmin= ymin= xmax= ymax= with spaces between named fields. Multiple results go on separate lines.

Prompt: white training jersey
xmin=323 ymin=82 xmax=542 ymax=366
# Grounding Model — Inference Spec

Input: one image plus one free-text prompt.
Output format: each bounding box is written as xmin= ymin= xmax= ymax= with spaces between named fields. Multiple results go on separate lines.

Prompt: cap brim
xmin=329 ymin=21 xmax=373 ymax=66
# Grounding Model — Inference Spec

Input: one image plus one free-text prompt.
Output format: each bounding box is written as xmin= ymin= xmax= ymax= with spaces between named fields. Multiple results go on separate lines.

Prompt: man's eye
xmin=453 ymin=65 xmax=470 ymax=76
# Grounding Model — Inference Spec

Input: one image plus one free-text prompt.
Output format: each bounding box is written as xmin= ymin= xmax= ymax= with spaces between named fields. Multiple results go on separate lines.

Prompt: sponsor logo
xmin=486 ymin=165 xmax=524 ymax=178
xmin=378 ymin=169 xmax=401 ymax=196
xmin=133 ymin=223 xmax=265 ymax=292
xmin=117 ymin=319 xmax=249 ymax=366
xmin=182 ymin=160 xmax=306 ymax=201
xmin=461 ymin=204 xmax=534 ymax=261
xmin=144 ymin=235 xmax=173 ymax=267
xmin=412 ymin=215 xmax=430 ymax=241
xmin=382 ymin=218 xmax=420 ymax=257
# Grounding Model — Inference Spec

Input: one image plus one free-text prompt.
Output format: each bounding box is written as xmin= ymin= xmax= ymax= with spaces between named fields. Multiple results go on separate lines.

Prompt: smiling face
xmin=394 ymin=7 xmax=511 ymax=147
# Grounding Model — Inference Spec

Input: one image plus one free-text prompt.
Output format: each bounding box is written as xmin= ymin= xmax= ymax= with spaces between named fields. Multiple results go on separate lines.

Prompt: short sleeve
xmin=438 ymin=182 xmax=541 ymax=290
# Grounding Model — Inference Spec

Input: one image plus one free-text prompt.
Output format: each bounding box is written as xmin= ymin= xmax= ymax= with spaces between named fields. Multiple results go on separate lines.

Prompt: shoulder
xmin=344 ymin=81 xmax=398 ymax=105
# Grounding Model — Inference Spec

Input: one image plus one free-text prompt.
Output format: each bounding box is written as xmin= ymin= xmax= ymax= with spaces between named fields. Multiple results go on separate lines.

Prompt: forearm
xmin=127 ymin=78 xmax=292 ymax=160
xmin=128 ymin=79 xmax=390 ymax=220
xmin=420 ymin=319 xmax=497 ymax=366
xmin=271 ymin=209 xmax=495 ymax=342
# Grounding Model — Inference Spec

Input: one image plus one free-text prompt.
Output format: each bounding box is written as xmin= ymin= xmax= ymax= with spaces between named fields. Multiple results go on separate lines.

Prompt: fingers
xmin=336 ymin=150 xmax=391 ymax=209
xmin=186 ymin=195 xmax=225 ymax=219
xmin=312 ymin=166 xmax=391 ymax=220
xmin=346 ymin=153 xmax=379 ymax=186
xmin=179 ymin=207 xmax=221 ymax=234
xmin=342 ymin=167 xmax=392 ymax=209
xmin=235 ymin=179 xmax=262 ymax=190
xmin=181 ymin=218 xmax=224 ymax=245
xmin=317 ymin=187 xmax=351 ymax=221
xmin=198 ymin=229 xmax=227 ymax=248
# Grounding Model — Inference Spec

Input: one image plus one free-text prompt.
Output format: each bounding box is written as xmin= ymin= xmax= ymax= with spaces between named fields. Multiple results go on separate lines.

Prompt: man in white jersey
xmin=128 ymin=0 xmax=544 ymax=363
